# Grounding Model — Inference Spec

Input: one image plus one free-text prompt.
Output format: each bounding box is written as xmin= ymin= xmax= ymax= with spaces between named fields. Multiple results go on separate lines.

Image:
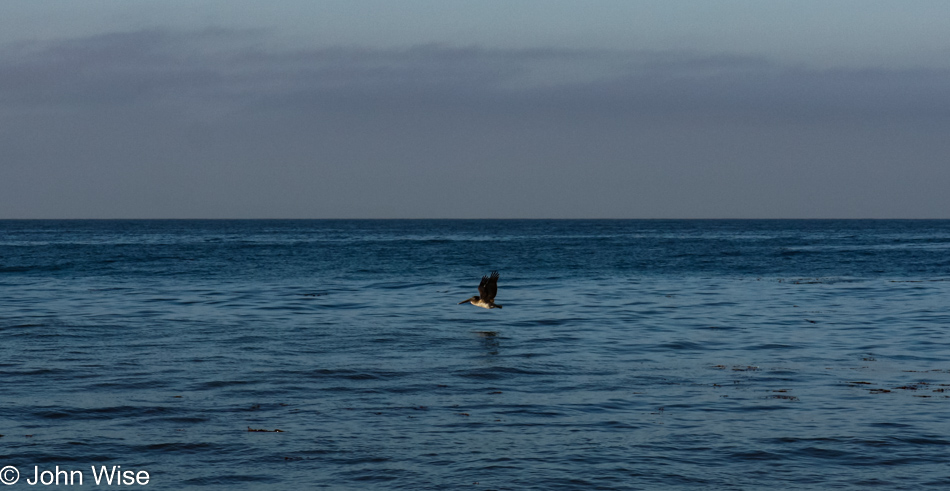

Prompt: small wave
xmin=304 ymin=369 xmax=410 ymax=381
xmin=793 ymin=446 xmax=852 ymax=459
xmin=182 ymin=475 xmax=277 ymax=485
xmin=746 ymin=343 xmax=800 ymax=350
xmin=651 ymin=341 xmax=708 ymax=351
xmin=136 ymin=442 xmax=223 ymax=453
xmin=453 ymin=366 xmax=554 ymax=380
xmin=509 ymin=318 xmax=575 ymax=327
xmin=0 ymin=263 xmax=73 ymax=273
xmin=193 ymin=380 xmax=254 ymax=389
xmin=496 ymin=407 xmax=565 ymax=418
xmin=778 ymin=248 xmax=810 ymax=256
xmin=894 ymin=436 xmax=950 ymax=446
xmin=1 ymin=368 xmax=67 ymax=376
xmin=148 ymin=416 xmax=211 ymax=424
xmin=729 ymin=450 xmax=787 ymax=461
xmin=29 ymin=405 xmax=179 ymax=421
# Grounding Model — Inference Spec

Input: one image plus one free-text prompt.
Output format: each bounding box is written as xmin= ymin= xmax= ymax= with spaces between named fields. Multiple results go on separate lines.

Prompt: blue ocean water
xmin=1 ymin=219 xmax=949 ymax=489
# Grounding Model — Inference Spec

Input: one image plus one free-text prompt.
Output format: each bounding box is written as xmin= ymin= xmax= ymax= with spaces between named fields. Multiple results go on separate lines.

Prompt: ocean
xmin=1 ymin=219 xmax=949 ymax=489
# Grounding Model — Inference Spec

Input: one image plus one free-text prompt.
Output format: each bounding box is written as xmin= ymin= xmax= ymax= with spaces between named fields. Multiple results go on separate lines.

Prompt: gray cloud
xmin=4 ymin=29 xmax=948 ymax=121
xmin=1 ymin=29 xmax=949 ymax=218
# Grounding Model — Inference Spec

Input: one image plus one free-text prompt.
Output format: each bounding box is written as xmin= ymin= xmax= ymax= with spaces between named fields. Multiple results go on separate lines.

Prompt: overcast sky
xmin=2 ymin=1 xmax=949 ymax=218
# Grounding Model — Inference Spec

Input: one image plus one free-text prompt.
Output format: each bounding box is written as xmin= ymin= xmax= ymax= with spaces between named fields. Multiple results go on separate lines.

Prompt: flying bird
xmin=458 ymin=271 xmax=503 ymax=309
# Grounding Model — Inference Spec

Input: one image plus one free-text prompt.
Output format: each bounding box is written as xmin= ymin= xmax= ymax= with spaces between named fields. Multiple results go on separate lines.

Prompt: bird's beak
xmin=458 ymin=297 xmax=475 ymax=305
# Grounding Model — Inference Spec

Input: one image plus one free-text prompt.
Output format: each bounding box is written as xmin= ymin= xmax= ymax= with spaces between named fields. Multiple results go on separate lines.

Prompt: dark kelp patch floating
xmin=770 ymin=395 xmax=799 ymax=401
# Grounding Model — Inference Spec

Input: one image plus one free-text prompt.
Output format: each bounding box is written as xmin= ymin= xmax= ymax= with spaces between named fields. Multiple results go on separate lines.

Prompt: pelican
xmin=458 ymin=271 xmax=503 ymax=309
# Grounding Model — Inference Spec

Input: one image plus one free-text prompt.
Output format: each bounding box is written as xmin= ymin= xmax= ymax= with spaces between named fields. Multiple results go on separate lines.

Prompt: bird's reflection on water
xmin=474 ymin=330 xmax=500 ymax=355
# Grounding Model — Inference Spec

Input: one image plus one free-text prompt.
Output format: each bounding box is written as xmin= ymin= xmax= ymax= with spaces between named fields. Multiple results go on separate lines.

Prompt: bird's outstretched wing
xmin=477 ymin=274 xmax=489 ymax=299
xmin=485 ymin=271 xmax=499 ymax=301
